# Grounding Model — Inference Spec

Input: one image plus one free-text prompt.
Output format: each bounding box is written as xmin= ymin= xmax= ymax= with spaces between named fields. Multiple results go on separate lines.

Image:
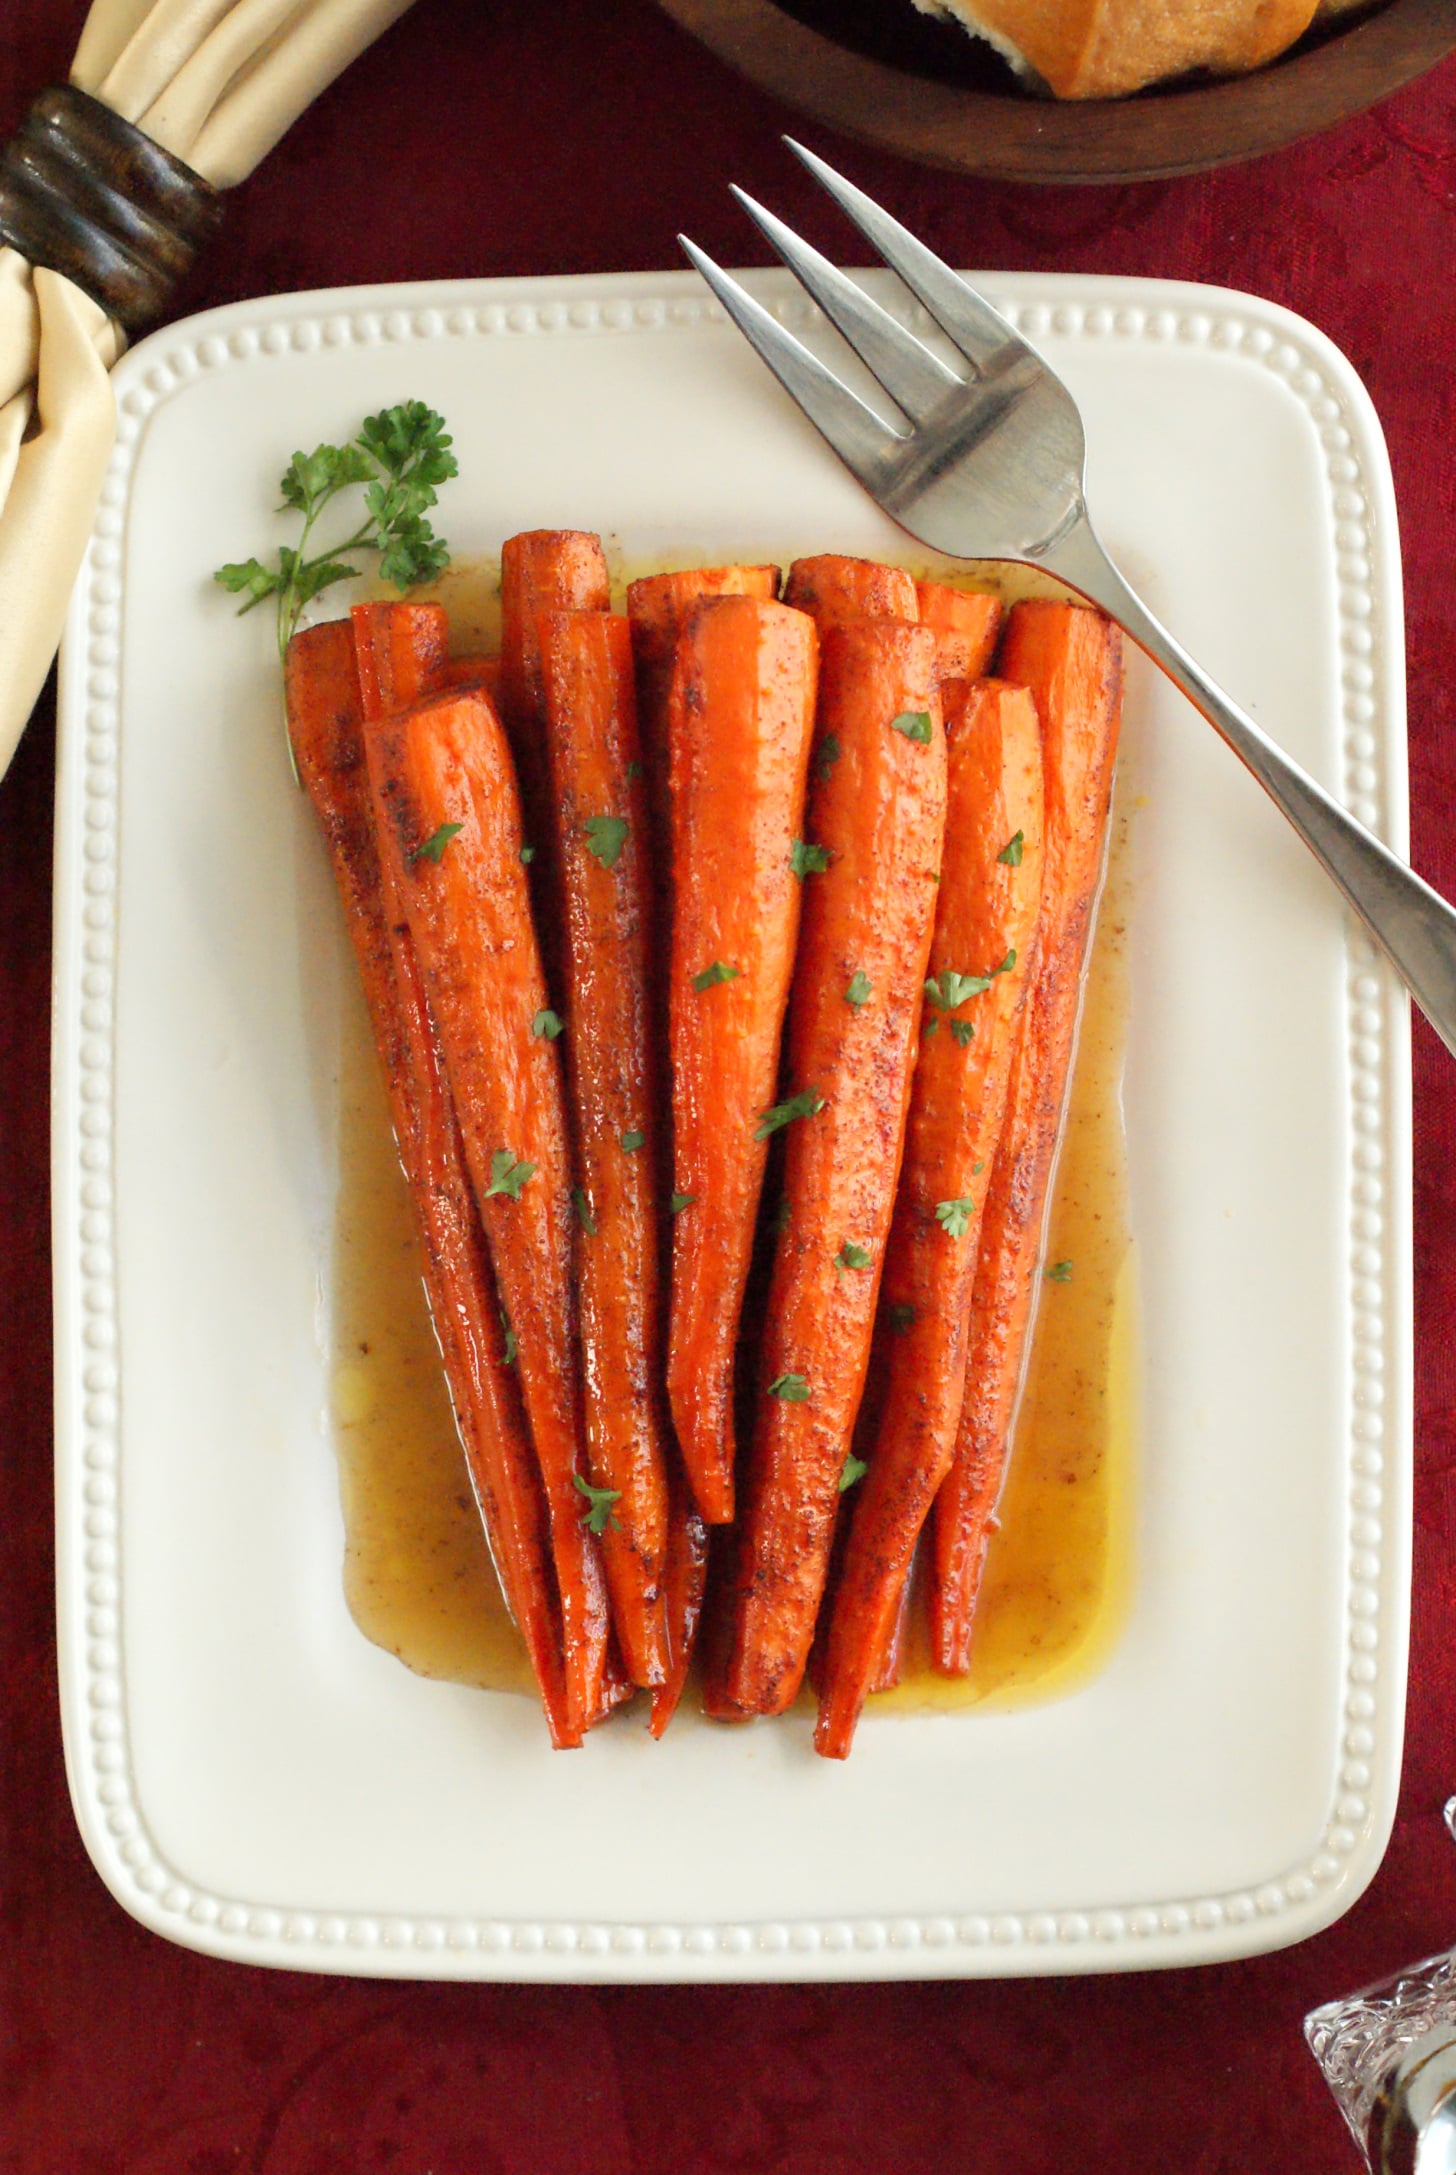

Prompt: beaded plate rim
xmin=53 ymin=269 xmax=1412 ymax=1982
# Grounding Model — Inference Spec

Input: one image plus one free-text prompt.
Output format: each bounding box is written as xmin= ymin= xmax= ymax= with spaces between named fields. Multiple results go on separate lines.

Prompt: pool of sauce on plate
xmin=326 ymin=557 xmax=1137 ymax=1716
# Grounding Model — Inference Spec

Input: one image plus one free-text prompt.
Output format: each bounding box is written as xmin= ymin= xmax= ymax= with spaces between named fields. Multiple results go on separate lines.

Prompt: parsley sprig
xmin=214 ymin=401 xmax=457 ymax=661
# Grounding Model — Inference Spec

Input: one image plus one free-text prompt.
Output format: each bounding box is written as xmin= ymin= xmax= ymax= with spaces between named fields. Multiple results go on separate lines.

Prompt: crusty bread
xmin=911 ymin=0 xmax=1325 ymax=97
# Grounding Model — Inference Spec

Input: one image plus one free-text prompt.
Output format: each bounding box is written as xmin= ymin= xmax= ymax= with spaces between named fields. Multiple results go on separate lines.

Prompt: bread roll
xmin=911 ymin=0 xmax=1324 ymax=97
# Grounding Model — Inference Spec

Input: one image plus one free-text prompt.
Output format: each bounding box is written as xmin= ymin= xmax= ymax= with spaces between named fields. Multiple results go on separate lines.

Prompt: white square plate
xmin=54 ymin=269 xmax=1411 ymax=1981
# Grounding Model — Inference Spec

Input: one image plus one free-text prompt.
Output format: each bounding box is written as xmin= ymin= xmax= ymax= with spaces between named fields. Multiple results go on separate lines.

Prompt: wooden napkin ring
xmin=0 ymin=86 xmax=223 ymax=332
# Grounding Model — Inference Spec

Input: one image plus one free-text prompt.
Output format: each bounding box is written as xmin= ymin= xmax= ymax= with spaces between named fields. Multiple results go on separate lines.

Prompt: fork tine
xmin=783 ymin=138 xmax=1023 ymax=377
xmin=677 ymin=236 xmax=900 ymax=487
xmin=727 ymin=185 xmax=961 ymax=426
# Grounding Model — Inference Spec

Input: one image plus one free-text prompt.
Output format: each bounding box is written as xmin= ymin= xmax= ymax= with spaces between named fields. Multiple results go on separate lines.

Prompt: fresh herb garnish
xmin=925 ymin=968 xmax=994 ymax=1010
xmin=670 ymin=1191 xmax=697 ymax=1215
xmin=692 ymin=960 xmax=741 ymax=992
xmin=813 ymin=732 xmax=842 ymax=779
xmin=626 ymin=758 xmax=643 ymax=782
xmin=935 ymin=1197 xmax=975 ymax=1239
xmin=620 ymin=1129 xmax=646 ymax=1154
xmin=572 ymin=1186 xmax=597 ymax=1235
xmin=769 ymin=1196 xmax=791 ymax=1235
xmin=887 ymin=1302 xmax=916 ymax=1333
xmin=890 ymin=709 xmax=933 ymax=745
xmin=998 ymin=830 xmax=1025 ymax=866
xmin=835 ymin=1241 xmax=872 ymax=1271
xmin=573 ymin=1473 xmax=621 ymax=1533
xmin=950 ymin=1019 xmax=975 ymax=1048
xmin=531 ymin=1008 xmax=564 ymax=1040
xmin=1045 ymin=1259 xmax=1074 ymax=1282
xmin=790 ymin=838 xmax=832 ymax=878
xmin=499 ymin=1309 xmax=518 ymax=1367
xmin=585 ymin=814 xmax=629 ymax=869
xmin=410 ymin=821 xmax=462 ymax=865
xmin=768 ymin=1372 xmax=810 ymax=1402
xmin=838 ymin=1453 xmax=868 ymax=1492
xmin=519 ymin=843 xmax=536 ymax=865
xmin=844 ymin=970 xmax=872 ymax=1009
xmin=755 ymin=1088 xmax=826 ymax=1140
xmin=214 ymin=401 xmax=457 ymax=662
xmin=485 ymin=1150 xmax=536 ymax=1200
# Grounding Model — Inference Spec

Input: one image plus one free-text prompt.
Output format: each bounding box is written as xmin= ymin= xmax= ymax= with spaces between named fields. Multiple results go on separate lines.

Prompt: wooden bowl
xmin=652 ymin=0 xmax=1456 ymax=182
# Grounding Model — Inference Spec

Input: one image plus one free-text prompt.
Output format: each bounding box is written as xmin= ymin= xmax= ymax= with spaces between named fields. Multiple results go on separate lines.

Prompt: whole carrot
xmin=931 ymin=602 xmax=1124 ymax=1673
xmin=649 ymin=1480 xmax=710 ymax=1738
xmin=666 ymin=594 xmax=819 ymax=1526
xmin=628 ymin=564 xmax=780 ymax=816
xmin=723 ymin=618 xmax=948 ymax=1717
xmin=289 ymin=616 xmax=576 ymax=1747
xmin=537 ymin=607 xmax=671 ymax=1688
xmin=915 ymin=579 xmax=1004 ymax=682
xmin=372 ymin=683 xmax=612 ymax=1737
xmin=783 ymin=553 xmax=918 ymax=629
xmin=814 ymin=677 xmax=1045 ymax=1758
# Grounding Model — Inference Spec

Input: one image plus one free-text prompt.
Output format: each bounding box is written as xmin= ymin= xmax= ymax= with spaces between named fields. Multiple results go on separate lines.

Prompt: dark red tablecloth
xmin=4 ymin=4 xmax=1456 ymax=2168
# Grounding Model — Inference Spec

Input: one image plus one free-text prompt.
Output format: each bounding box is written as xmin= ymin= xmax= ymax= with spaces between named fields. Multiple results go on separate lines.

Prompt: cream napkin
xmin=0 ymin=0 xmax=418 ymax=783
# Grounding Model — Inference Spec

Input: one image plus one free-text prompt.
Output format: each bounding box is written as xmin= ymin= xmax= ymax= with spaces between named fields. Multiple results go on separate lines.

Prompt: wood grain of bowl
xmin=652 ymin=0 xmax=1456 ymax=182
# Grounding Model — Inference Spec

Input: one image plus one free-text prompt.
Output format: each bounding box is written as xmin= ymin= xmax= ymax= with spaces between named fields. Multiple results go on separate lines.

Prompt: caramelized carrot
xmin=814 ymin=677 xmax=1045 ymax=1758
xmin=783 ymin=553 xmax=918 ymax=629
xmin=628 ymin=566 xmax=779 ymax=847
xmin=666 ymin=595 xmax=819 ymax=1525
xmin=931 ymin=603 xmax=1124 ymax=1673
xmin=649 ymin=1482 xmax=710 ymax=1737
xmin=536 ymin=608 xmax=671 ymax=1687
xmin=371 ymin=684 xmax=612 ymax=1737
xmin=723 ymin=619 xmax=948 ymax=1716
xmin=915 ymin=580 xmax=1004 ymax=682
xmin=439 ymin=652 xmax=502 ymax=697
xmin=288 ymin=616 xmax=576 ymax=1747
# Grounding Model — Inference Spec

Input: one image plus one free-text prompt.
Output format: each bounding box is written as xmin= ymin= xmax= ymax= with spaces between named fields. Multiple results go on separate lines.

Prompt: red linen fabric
xmin=3 ymin=3 xmax=1455 ymax=2168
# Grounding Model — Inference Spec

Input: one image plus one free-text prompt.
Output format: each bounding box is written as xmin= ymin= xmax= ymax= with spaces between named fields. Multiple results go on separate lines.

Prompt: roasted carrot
xmin=439 ymin=652 xmax=502 ymax=697
xmin=814 ymin=676 xmax=1046 ymax=1758
xmin=915 ymin=580 xmax=1004 ymax=682
xmin=723 ymin=619 xmax=948 ymax=1716
xmin=783 ymin=553 xmax=918 ymax=629
xmin=536 ymin=607 xmax=671 ymax=1687
xmin=288 ymin=616 xmax=576 ymax=1747
xmin=930 ymin=602 xmax=1124 ymax=1673
xmin=370 ymin=683 xmax=612 ymax=1737
xmin=665 ymin=594 xmax=820 ymax=1526
xmin=627 ymin=566 xmax=779 ymax=850
xmin=649 ymin=1481 xmax=710 ymax=1737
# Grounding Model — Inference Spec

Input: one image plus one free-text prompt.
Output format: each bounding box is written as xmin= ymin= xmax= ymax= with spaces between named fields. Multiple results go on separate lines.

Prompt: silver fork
xmin=680 ymin=140 xmax=1456 ymax=1060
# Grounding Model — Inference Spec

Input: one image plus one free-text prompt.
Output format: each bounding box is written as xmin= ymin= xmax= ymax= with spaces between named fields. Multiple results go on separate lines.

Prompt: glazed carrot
xmin=723 ymin=619 xmax=948 ymax=1716
xmin=537 ymin=607 xmax=671 ymax=1688
xmin=814 ymin=677 xmax=1045 ymax=1758
xmin=628 ymin=566 xmax=779 ymax=849
xmin=439 ymin=652 xmax=501 ymax=697
xmin=783 ymin=553 xmax=918 ymax=629
xmin=915 ymin=580 xmax=1004 ymax=682
xmin=649 ymin=1482 xmax=710 ymax=1737
xmin=288 ymin=617 xmax=576 ymax=1747
xmin=931 ymin=602 xmax=1124 ymax=1673
xmin=666 ymin=594 xmax=819 ymax=1525
xmin=499 ymin=529 xmax=610 ymax=827
xmin=371 ymin=684 xmax=612 ymax=1737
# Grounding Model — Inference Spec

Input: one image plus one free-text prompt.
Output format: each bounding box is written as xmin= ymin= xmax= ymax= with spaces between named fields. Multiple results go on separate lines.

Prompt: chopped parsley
xmin=813 ymin=732 xmax=842 ymax=779
xmin=889 ymin=709 xmax=933 ymax=745
xmin=485 ymin=1150 xmax=536 ymax=1200
xmin=755 ymin=1088 xmax=826 ymax=1140
xmin=669 ymin=1191 xmax=697 ymax=1215
xmin=499 ymin=1310 xmax=518 ymax=1366
xmin=692 ymin=960 xmax=741 ymax=992
xmin=844 ymin=970 xmax=872 ymax=1009
xmin=620 ymin=1129 xmax=645 ymax=1154
xmin=571 ymin=1186 xmax=597 ymax=1236
xmin=410 ymin=821 xmax=463 ymax=865
xmin=935 ymin=1197 xmax=975 ymax=1239
xmin=1045 ymin=1259 xmax=1074 ymax=1282
xmin=950 ymin=1019 xmax=975 ymax=1048
xmin=835 ymin=1241 xmax=872 ymax=1272
xmin=768 ymin=1372 xmax=810 ymax=1402
xmin=585 ymin=813 xmax=629 ymax=869
xmin=531 ymin=1008 xmax=564 ymax=1040
xmin=790 ymin=838 xmax=832 ymax=878
xmin=573 ymin=1473 xmax=621 ymax=1533
xmin=925 ymin=968 xmax=994 ymax=1010
xmin=998 ymin=830 xmax=1025 ymax=866
xmin=838 ymin=1453 xmax=868 ymax=1493
xmin=519 ymin=842 xmax=536 ymax=865
xmin=887 ymin=1302 xmax=916 ymax=1333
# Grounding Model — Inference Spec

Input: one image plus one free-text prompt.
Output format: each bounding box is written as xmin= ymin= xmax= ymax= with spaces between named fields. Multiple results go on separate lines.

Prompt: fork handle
xmin=1045 ymin=514 xmax=1456 ymax=1057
